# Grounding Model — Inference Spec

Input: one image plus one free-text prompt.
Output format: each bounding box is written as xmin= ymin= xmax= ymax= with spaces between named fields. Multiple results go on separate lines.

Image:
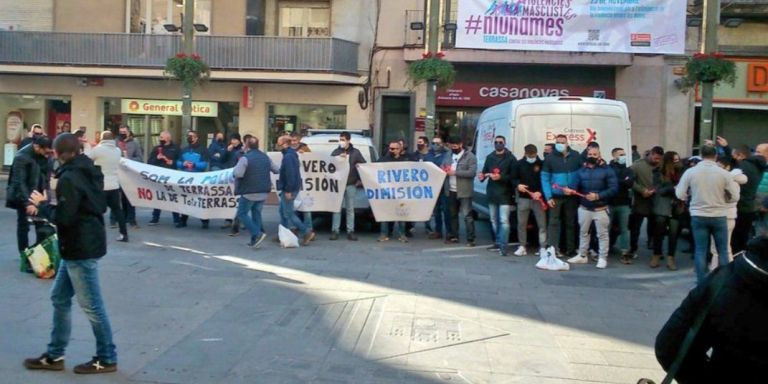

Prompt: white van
xmin=472 ymin=97 xmax=632 ymax=216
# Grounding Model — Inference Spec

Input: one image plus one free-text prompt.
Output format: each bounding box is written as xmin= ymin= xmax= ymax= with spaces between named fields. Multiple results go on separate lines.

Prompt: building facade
xmin=0 ymin=0 xmax=377 ymax=166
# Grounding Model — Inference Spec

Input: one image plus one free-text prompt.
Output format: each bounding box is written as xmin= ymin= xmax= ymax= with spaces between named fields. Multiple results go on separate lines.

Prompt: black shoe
xmin=221 ymin=220 xmax=233 ymax=229
xmin=148 ymin=219 xmax=159 ymax=226
xmin=487 ymin=244 xmax=500 ymax=252
xmin=228 ymin=231 xmax=240 ymax=237
xmin=202 ymin=222 xmax=209 ymax=229
xmin=24 ymin=353 xmax=65 ymax=371
xmin=330 ymin=232 xmax=339 ymax=241
xmin=445 ymin=237 xmax=459 ymax=244
xmin=116 ymin=234 xmax=128 ymax=242
xmin=347 ymin=232 xmax=358 ymax=241
xmin=467 ymin=241 xmax=476 ymax=247
xmin=500 ymin=250 xmax=509 ymax=257
xmin=175 ymin=222 xmax=187 ymax=228
xmin=248 ymin=233 xmax=267 ymax=248
xmin=73 ymin=357 xmax=117 ymax=374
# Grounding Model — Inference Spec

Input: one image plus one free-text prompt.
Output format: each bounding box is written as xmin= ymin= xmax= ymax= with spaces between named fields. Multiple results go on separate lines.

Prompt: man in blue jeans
xmin=478 ymin=135 xmax=516 ymax=256
xmin=25 ymin=133 xmax=117 ymax=374
xmin=276 ymin=135 xmax=316 ymax=245
xmin=330 ymin=131 xmax=367 ymax=241
xmin=676 ymin=144 xmax=741 ymax=282
xmin=233 ymin=136 xmax=278 ymax=248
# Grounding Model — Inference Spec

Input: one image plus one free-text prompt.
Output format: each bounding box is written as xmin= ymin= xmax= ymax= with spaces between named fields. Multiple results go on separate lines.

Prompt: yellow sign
xmin=121 ymin=99 xmax=218 ymax=117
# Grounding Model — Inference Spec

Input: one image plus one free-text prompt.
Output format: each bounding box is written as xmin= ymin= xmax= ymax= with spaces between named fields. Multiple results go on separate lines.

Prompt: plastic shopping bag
xmin=20 ymin=234 xmax=61 ymax=279
xmin=535 ymin=246 xmax=570 ymax=271
xmin=278 ymin=224 xmax=300 ymax=248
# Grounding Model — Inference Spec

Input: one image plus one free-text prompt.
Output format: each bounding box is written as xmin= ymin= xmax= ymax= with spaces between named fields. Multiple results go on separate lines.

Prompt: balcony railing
xmin=0 ymin=32 xmax=360 ymax=74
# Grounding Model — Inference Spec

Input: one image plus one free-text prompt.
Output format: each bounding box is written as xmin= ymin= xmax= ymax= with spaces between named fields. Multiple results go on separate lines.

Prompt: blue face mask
xmin=526 ymin=156 xmax=537 ymax=164
xmin=555 ymin=143 xmax=567 ymax=153
xmin=617 ymin=155 xmax=627 ymax=165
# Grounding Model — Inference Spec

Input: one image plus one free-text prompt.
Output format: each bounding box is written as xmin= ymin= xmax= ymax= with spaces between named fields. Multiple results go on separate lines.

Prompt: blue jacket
xmin=424 ymin=148 xmax=448 ymax=167
xmin=277 ymin=147 xmax=301 ymax=193
xmin=207 ymin=140 xmax=227 ymax=169
xmin=572 ymin=164 xmax=618 ymax=210
xmin=176 ymin=143 xmax=209 ymax=172
xmin=541 ymin=149 xmax=583 ymax=200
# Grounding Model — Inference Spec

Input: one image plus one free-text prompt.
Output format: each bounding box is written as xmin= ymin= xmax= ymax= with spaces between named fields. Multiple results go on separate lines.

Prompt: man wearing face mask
xmin=608 ymin=147 xmax=635 ymax=264
xmin=330 ymin=131 xmax=366 ymax=240
xmin=427 ymin=136 xmax=450 ymax=239
xmin=207 ymin=132 xmax=227 ymax=171
xmin=541 ymin=134 xmax=583 ymax=257
xmin=443 ymin=136 xmax=477 ymax=246
xmin=276 ymin=135 xmax=316 ymax=245
xmin=20 ymin=124 xmax=45 ymax=148
xmin=511 ymin=144 xmax=547 ymax=258
xmin=478 ymin=136 xmax=515 ymax=256
xmin=411 ymin=136 xmax=436 ymax=235
xmin=563 ymin=146 xmax=618 ymax=269
xmin=176 ymin=131 xmax=210 ymax=229
xmin=629 ymin=146 xmax=664 ymax=259
xmin=377 ymin=140 xmax=409 ymax=242
xmin=116 ymin=125 xmax=142 ymax=228
xmin=148 ymin=131 xmax=180 ymax=226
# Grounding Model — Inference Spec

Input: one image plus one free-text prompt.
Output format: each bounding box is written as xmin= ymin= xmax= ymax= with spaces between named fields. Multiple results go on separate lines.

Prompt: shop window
xmin=278 ymin=1 xmax=330 ymax=37
xmin=127 ymin=0 xmax=211 ymax=34
xmin=267 ymin=103 xmax=346 ymax=150
xmin=0 ymin=94 xmax=70 ymax=166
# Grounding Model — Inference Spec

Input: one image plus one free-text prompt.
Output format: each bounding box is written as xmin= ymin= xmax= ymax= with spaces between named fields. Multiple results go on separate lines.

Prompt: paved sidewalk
xmin=0 ymin=207 xmax=695 ymax=383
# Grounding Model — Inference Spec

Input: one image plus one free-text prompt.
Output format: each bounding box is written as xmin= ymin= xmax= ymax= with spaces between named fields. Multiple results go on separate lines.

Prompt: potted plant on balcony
xmin=407 ymin=51 xmax=455 ymax=89
xmin=679 ymin=52 xmax=736 ymax=90
xmin=164 ymin=52 xmax=210 ymax=90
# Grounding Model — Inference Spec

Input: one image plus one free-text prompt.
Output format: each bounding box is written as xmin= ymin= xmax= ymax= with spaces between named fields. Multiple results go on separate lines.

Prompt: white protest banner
xmin=455 ymin=0 xmax=686 ymax=54
xmin=358 ymin=161 xmax=446 ymax=222
xmin=266 ymin=152 xmax=350 ymax=212
xmin=118 ymin=159 xmax=237 ymax=220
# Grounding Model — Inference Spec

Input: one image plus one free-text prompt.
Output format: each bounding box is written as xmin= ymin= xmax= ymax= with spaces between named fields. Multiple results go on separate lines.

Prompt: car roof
xmin=301 ymin=134 xmax=373 ymax=146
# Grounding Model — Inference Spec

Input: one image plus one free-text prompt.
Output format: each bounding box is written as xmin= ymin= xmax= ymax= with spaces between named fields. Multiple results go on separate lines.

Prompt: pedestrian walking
xmin=276 ymin=135 xmax=316 ymax=245
xmin=233 ymin=137 xmax=278 ymax=248
xmin=24 ymin=133 xmax=117 ymax=374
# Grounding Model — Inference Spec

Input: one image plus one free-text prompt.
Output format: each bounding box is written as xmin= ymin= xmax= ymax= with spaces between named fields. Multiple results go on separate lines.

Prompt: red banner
xmin=436 ymin=83 xmax=616 ymax=107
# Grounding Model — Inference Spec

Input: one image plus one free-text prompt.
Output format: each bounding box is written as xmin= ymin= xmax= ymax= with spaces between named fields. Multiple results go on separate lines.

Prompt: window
xmin=267 ymin=103 xmax=346 ymax=150
xmin=278 ymin=1 xmax=330 ymax=37
xmin=126 ymin=0 xmax=210 ymax=34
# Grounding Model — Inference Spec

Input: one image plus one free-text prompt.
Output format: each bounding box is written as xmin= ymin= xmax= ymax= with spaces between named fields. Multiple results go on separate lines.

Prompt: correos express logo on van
xmin=546 ymin=128 xmax=597 ymax=144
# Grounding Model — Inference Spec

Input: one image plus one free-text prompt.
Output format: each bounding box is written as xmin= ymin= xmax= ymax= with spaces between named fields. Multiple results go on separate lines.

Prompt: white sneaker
xmin=567 ymin=254 xmax=589 ymax=264
xmin=513 ymin=246 xmax=527 ymax=257
xmin=596 ymin=258 xmax=607 ymax=269
xmin=537 ymin=248 xmax=547 ymax=259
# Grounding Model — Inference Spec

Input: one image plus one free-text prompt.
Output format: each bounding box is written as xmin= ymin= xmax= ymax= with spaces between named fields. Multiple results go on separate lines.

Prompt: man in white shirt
xmin=89 ymin=131 xmax=127 ymax=242
xmin=442 ymin=136 xmax=477 ymax=246
xmin=676 ymin=145 xmax=740 ymax=282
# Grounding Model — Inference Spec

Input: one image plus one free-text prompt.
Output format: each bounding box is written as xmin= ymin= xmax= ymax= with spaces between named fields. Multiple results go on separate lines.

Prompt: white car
xmin=300 ymin=132 xmax=379 ymax=221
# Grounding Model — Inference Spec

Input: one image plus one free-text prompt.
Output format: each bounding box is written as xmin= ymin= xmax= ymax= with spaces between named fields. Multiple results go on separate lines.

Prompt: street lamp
xmin=161 ymin=1 xmax=208 ymax=132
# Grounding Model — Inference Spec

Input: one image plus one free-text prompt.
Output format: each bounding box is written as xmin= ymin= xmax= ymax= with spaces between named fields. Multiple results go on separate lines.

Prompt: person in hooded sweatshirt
xmin=25 ymin=133 xmax=118 ymax=374
xmin=655 ymin=235 xmax=768 ymax=384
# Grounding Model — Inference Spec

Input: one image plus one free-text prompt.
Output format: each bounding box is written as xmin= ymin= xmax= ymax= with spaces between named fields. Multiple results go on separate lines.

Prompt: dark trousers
xmin=732 ymin=211 xmax=757 ymax=254
xmin=16 ymin=207 xmax=46 ymax=253
xmin=120 ymin=189 xmax=136 ymax=225
xmin=653 ymin=216 xmax=680 ymax=256
xmin=105 ymin=190 xmax=127 ymax=236
xmin=152 ymin=209 xmax=180 ymax=223
xmin=447 ymin=192 xmax=475 ymax=242
xmin=629 ymin=213 xmax=654 ymax=253
xmin=179 ymin=214 xmax=209 ymax=226
xmin=547 ymin=196 xmax=578 ymax=253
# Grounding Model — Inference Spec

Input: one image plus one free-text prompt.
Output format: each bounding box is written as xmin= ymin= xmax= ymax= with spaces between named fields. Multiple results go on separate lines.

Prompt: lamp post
xmin=181 ymin=0 xmax=195 ymax=132
xmin=699 ymin=0 xmax=719 ymax=145
xmin=424 ymin=0 xmax=441 ymax=139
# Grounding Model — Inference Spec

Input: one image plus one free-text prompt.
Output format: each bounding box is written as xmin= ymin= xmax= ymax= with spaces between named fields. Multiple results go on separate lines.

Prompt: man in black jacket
xmin=6 ymin=135 xmax=53 ymax=255
xmin=655 ymin=235 xmax=768 ymax=383
xmin=731 ymin=144 xmax=766 ymax=254
xmin=24 ymin=133 xmax=117 ymax=374
xmin=20 ymin=123 xmax=44 ymax=148
xmin=478 ymin=135 xmax=515 ymax=256
xmin=512 ymin=144 xmax=547 ymax=257
xmin=377 ymin=140 xmax=409 ymax=242
xmin=330 ymin=132 xmax=366 ymax=241
xmin=147 ymin=131 xmax=180 ymax=226
xmin=608 ymin=147 xmax=635 ymax=264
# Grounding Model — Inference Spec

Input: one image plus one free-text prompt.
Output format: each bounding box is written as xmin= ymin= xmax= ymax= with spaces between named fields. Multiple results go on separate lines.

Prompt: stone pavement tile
xmin=562 ymin=348 xmax=609 ymax=365
xmin=566 ymin=363 xmax=664 ymax=384
xmin=404 ymin=341 xmax=490 ymax=372
xmin=601 ymin=350 xmax=661 ymax=369
xmin=554 ymin=334 xmax=650 ymax=354
xmin=485 ymin=343 xmax=572 ymax=378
